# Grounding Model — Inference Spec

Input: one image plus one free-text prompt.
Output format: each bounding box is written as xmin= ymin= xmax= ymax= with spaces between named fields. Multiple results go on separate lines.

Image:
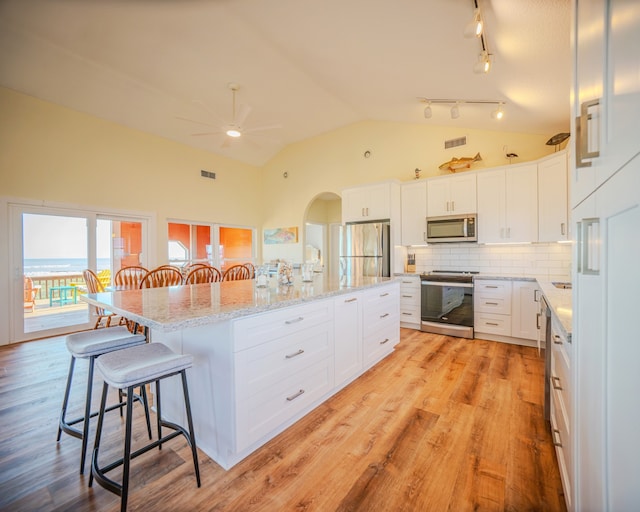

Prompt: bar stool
xmin=57 ymin=326 xmax=151 ymax=474
xmin=90 ymin=342 xmax=201 ymax=512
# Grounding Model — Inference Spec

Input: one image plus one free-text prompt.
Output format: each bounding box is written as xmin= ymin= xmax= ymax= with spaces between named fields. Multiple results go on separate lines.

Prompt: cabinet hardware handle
xmin=344 ymin=297 xmax=358 ymax=303
xmin=285 ymin=349 xmax=305 ymax=359
xmin=401 ymin=280 xmax=413 ymax=284
xmin=534 ymin=289 xmax=540 ymax=302
xmin=507 ymin=227 xmax=511 ymax=238
xmin=500 ymin=227 xmax=505 ymax=238
xmin=285 ymin=317 xmax=304 ymax=325
xmin=423 ymin=232 xmax=426 ymax=242
xmin=553 ymin=335 xmax=562 ymax=345
xmin=561 ymin=222 xmax=566 ymax=236
xmin=402 ymin=294 xmax=413 ymax=298
xmin=486 ymin=302 xmax=499 ymax=305
xmin=380 ymin=338 xmax=390 ymax=345
xmin=380 ymin=313 xmax=389 ymax=318
xmin=380 ymin=292 xmax=389 ymax=297
xmin=485 ymin=285 xmax=498 ymax=289
xmin=486 ymin=322 xmax=499 ymax=326
xmin=451 ymin=201 xmax=455 ymax=211
xmin=552 ymin=376 xmax=563 ymax=390
xmin=576 ymin=98 xmax=600 ymax=168
xmin=536 ymin=313 xmax=541 ymax=330
xmin=402 ymin=312 xmax=412 ymax=316
xmin=552 ymin=428 xmax=563 ymax=447
xmin=286 ymin=389 xmax=305 ymax=401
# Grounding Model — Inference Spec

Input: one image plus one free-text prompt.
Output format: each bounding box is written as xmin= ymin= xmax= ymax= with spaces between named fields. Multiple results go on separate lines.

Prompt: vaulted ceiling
xmin=0 ymin=0 xmax=571 ymax=166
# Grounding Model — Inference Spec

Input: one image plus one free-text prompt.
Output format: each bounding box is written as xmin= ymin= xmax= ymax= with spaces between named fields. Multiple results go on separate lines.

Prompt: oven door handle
xmin=421 ymin=281 xmax=473 ymax=288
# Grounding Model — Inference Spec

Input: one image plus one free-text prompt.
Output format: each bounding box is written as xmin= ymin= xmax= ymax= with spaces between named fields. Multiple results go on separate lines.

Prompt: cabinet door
xmin=426 ymin=178 xmax=450 ymax=217
xmin=401 ymin=181 xmax=427 ymax=245
xmin=511 ymin=281 xmax=540 ymax=341
xmin=538 ymin=153 xmax=569 ymax=242
xmin=477 ymin=169 xmax=506 ymax=243
xmin=365 ymin=182 xmax=392 ymax=220
xmin=334 ymin=293 xmax=362 ymax=387
xmin=449 ymin=173 xmax=477 ymax=214
xmin=505 ymin=164 xmax=538 ymax=243
xmin=341 ymin=187 xmax=368 ymax=223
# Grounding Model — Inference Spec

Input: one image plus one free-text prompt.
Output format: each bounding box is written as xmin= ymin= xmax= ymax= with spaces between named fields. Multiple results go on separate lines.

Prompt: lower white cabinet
xmin=474 ymin=279 xmax=539 ymax=344
xmin=549 ymin=317 xmax=572 ymax=511
xmin=362 ymin=283 xmax=400 ymax=366
xmin=399 ymin=275 xmax=421 ymax=329
xmin=334 ymin=291 xmax=363 ymax=387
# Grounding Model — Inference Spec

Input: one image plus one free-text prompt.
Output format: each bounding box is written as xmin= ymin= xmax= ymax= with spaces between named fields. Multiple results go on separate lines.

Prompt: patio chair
xmin=24 ymin=276 xmax=40 ymax=312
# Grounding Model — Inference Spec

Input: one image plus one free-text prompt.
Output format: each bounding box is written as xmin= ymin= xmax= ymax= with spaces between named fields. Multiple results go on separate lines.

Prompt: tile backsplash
xmin=406 ymin=242 xmax=572 ymax=280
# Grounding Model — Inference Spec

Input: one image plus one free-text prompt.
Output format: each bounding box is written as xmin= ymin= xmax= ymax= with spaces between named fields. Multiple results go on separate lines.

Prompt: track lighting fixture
xmin=473 ymin=50 xmax=491 ymax=74
xmin=464 ymin=8 xmax=483 ymax=38
xmin=465 ymin=0 xmax=492 ymax=74
xmin=417 ymin=98 xmax=506 ymax=120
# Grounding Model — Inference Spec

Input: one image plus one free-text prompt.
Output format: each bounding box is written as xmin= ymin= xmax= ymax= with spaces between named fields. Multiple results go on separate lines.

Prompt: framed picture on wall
xmin=264 ymin=227 xmax=298 ymax=244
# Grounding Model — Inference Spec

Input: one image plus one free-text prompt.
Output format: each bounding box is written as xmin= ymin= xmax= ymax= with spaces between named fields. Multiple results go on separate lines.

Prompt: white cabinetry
xmin=426 ymin=173 xmax=476 ymax=217
xmin=342 ymin=181 xmax=399 ymax=223
xmin=398 ymin=275 xmax=420 ymax=329
xmin=474 ymin=279 xmax=539 ymax=344
xmin=538 ymin=152 xmax=569 ymax=242
xmin=362 ymin=283 xmax=400 ymax=367
xmin=477 ymin=164 xmax=538 ymax=243
xmin=549 ymin=316 xmax=573 ymax=511
xmin=334 ymin=291 xmax=363 ymax=387
xmin=511 ymin=281 xmax=541 ymax=340
xmin=400 ymin=180 xmax=427 ymax=245
xmin=571 ymin=2 xmax=640 ymax=510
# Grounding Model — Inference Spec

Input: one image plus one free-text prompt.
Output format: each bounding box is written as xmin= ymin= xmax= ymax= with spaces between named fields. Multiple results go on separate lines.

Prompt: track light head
xmin=424 ymin=104 xmax=432 ymax=119
xmin=473 ymin=51 xmax=491 ymax=74
xmin=464 ymin=9 xmax=483 ymax=38
xmin=491 ymin=103 xmax=505 ymax=120
xmin=450 ymin=104 xmax=460 ymax=119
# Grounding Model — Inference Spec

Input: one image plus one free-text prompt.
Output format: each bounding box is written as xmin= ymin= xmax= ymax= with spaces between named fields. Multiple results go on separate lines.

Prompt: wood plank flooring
xmin=0 ymin=329 xmax=567 ymax=511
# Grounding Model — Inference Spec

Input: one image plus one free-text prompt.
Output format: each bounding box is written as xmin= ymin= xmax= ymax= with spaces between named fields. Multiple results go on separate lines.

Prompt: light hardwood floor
xmin=0 ymin=329 xmax=567 ymax=511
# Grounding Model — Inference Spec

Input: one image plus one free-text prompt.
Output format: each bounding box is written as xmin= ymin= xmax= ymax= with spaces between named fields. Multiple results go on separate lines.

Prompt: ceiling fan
xmin=176 ymin=83 xmax=281 ymax=148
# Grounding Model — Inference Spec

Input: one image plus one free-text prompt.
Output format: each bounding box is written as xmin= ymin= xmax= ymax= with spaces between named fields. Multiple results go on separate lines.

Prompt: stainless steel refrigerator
xmin=339 ymin=221 xmax=390 ymax=280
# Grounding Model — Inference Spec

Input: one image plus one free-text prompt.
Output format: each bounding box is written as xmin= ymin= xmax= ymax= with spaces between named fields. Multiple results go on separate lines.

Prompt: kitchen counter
xmin=83 ymin=275 xmax=394 ymax=332
xmin=537 ymin=280 xmax=572 ymax=341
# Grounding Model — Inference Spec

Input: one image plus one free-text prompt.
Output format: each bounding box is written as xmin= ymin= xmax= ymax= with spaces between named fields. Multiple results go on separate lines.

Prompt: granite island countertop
xmin=82 ymin=275 xmax=396 ymax=333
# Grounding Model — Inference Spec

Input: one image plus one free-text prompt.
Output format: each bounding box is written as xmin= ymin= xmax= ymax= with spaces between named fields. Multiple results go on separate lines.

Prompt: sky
xmin=23 ymin=214 xmax=111 ymax=259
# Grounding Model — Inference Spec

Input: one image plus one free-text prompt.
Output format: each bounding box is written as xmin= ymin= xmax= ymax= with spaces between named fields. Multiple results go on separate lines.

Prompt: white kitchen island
xmin=83 ymin=275 xmax=400 ymax=469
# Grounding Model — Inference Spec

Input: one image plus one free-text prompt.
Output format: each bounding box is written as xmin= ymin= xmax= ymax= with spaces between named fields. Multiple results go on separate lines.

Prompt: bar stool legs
xmin=90 ymin=343 xmax=200 ymax=512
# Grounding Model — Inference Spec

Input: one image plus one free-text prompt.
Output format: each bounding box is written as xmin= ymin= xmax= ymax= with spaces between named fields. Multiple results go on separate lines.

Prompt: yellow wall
xmin=0 ymin=87 xmax=264 ymax=263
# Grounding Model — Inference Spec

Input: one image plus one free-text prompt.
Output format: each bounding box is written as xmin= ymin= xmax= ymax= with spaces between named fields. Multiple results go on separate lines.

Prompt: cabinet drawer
xmin=551 ymin=343 xmax=571 ymax=417
xmin=551 ymin=388 xmax=572 ymax=508
xmin=233 ymin=299 xmax=333 ymax=351
xmin=475 ymin=280 xmax=512 ymax=298
xmin=475 ymin=295 xmax=510 ymax=315
xmin=398 ymin=277 xmax=420 ymax=291
xmin=235 ymin=325 xmax=333 ymax=400
xmin=399 ymin=307 xmax=420 ymax=325
xmin=236 ymin=358 xmax=334 ymax=451
xmin=474 ymin=312 xmax=512 ymax=336
xmin=363 ymin=284 xmax=399 ymax=310
xmin=363 ymin=322 xmax=398 ymax=366
xmin=400 ymin=291 xmax=420 ymax=307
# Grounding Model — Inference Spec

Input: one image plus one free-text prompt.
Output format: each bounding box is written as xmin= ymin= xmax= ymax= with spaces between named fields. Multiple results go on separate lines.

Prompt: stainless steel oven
xmin=420 ymin=271 xmax=476 ymax=338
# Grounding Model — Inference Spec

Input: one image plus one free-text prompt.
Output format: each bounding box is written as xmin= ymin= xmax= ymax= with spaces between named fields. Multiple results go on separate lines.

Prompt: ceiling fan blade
xmin=244 ymin=123 xmax=282 ymax=134
xmin=191 ymin=99 xmax=227 ymax=125
xmin=175 ymin=116 xmax=218 ymax=128
xmin=221 ymin=137 xmax=232 ymax=149
xmin=234 ymin=103 xmax=252 ymax=127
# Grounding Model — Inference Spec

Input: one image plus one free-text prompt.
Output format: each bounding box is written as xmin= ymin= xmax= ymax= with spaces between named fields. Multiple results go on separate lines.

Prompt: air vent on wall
xmin=200 ymin=170 xmax=216 ymax=180
xmin=444 ymin=136 xmax=467 ymax=149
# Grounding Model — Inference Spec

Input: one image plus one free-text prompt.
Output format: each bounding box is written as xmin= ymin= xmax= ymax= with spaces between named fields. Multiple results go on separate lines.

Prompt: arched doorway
xmin=303 ymin=192 xmax=341 ymax=278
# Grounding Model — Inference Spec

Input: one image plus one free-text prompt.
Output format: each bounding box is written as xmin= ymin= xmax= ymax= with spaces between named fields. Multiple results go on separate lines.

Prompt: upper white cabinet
xmin=477 ymin=164 xmax=538 ymax=244
xmin=342 ymin=181 xmax=399 ymax=223
xmin=426 ymin=173 xmax=476 ymax=217
xmin=538 ymin=152 xmax=569 ymax=242
xmin=400 ymin=180 xmax=427 ymax=245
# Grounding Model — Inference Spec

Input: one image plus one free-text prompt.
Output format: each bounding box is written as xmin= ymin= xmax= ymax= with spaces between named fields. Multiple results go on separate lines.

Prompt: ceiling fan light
xmin=226 ymin=128 xmax=242 ymax=137
xmin=424 ymin=104 xmax=432 ymax=118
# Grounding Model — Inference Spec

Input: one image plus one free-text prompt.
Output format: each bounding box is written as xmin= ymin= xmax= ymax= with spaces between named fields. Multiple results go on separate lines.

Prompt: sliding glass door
xmin=9 ymin=203 xmax=149 ymax=343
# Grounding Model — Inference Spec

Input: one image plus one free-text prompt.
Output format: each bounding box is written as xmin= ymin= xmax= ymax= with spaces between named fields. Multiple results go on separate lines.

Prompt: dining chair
xmin=139 ymin=267 xmax=184 ymax=288
xmin=83 ymin=269 xmax=122 ymax=329
xmin=114 ymin=266 xmax=149 ymax=289
xmin=243 ymin=262 xmax=256 ymax=279
xmin=185 ymin=266 xmax=221 ymax=284
xmin=222 ymin=264 xmax=251 ymax=281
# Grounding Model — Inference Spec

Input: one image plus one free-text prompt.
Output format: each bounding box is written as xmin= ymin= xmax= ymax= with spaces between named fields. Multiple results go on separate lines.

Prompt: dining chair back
xmin=114 ymin=266 xmax=149 ymax=289
xmin=222 ymin=264 xmax=251 ymax=281
xmin=139 ymin=267 xmax=184 ymax=288
xmin=185 ymin=266 xmax=221 ymax=284
xmin=243 ymin=262 xmax=256 ymax=279
xmin=83 ymin=269 xmax=119 ymax=329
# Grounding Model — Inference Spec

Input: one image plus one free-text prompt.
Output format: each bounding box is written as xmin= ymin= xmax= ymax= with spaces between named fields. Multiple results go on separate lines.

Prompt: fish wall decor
xmin=438 ymin=152 xmax=482 ymax=172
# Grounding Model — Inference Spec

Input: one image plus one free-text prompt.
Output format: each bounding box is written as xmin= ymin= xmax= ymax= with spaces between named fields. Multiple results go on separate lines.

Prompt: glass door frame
xmin=4 ymin=198 xmax=155 ymax=344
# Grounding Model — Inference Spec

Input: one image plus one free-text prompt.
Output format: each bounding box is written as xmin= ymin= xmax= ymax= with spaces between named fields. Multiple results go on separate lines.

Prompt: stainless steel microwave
xmin=426 ymin=214 xmax=477 ymax=243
